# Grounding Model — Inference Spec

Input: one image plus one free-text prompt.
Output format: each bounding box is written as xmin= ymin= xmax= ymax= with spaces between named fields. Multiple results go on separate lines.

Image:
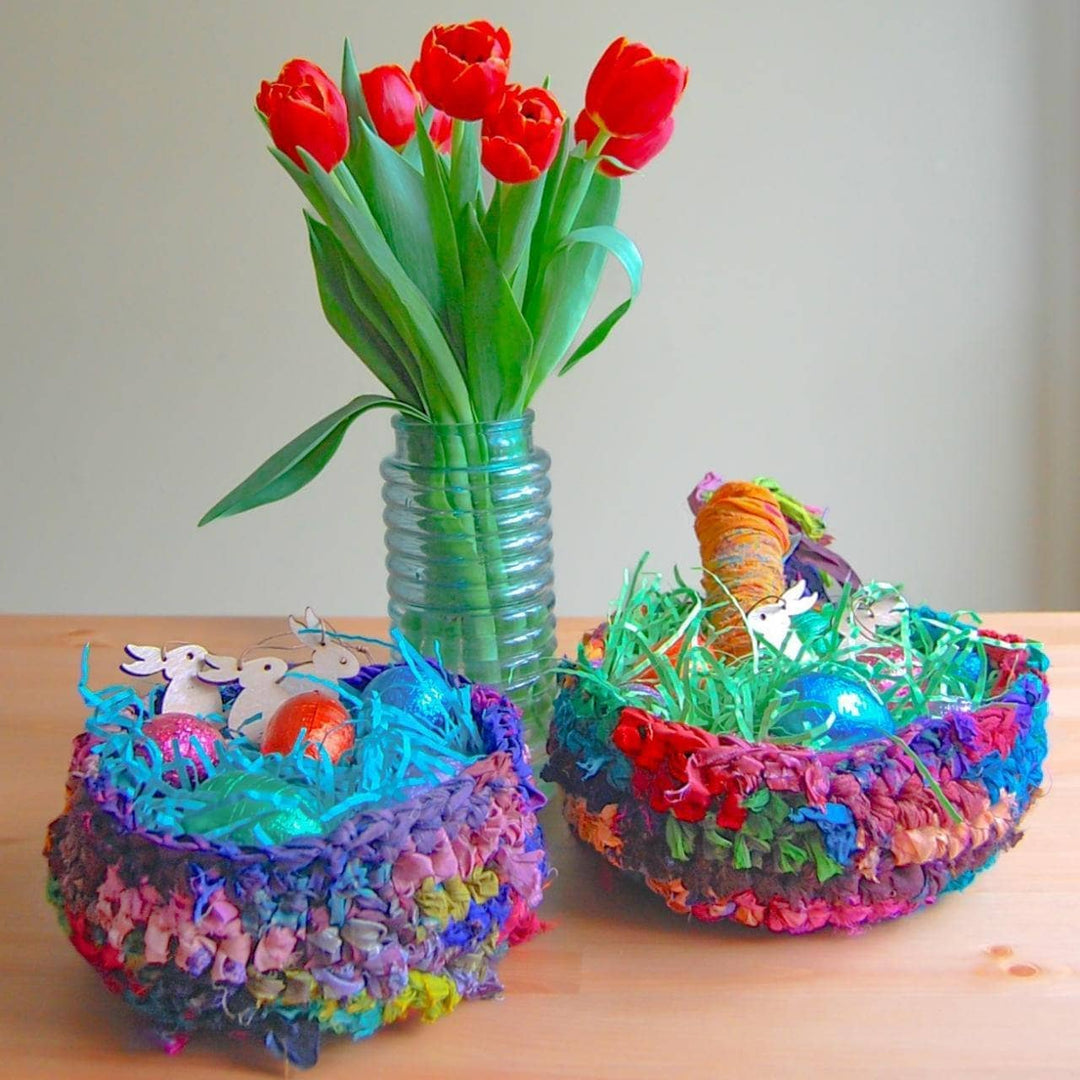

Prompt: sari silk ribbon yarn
xmin=45 ymin=658 xmax=548 ymax=1066
xmin=544 ymin=621 xmax=1049 ymax=933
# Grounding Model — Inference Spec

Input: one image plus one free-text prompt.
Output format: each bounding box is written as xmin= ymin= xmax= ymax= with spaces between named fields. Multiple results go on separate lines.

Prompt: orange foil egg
xmin=261 ymin=692 xmax=355 ymax=764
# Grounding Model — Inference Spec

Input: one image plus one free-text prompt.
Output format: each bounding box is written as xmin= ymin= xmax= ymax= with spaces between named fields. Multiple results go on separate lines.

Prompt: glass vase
xmin=381 ymin=412 xmax=556 ymax=736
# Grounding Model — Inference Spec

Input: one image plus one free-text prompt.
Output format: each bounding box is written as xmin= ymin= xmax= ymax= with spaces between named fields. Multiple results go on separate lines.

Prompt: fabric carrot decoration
xmin=693 ymin=480 xmax=790 ymax=658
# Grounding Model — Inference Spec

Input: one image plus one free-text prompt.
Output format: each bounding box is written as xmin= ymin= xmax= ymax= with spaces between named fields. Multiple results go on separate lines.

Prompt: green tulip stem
xmin=386 ymin=416 xmax=555 ymax=738
xmin=540 ymin=154 xmax=600 ymax=261
xmin=584 ymin=130 xmax=611 ymax=159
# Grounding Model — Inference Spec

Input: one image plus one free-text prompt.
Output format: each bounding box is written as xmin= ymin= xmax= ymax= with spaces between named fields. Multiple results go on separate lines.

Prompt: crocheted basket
xmin=543 ymin=621 xmax=1048 ymax=933
xmin=45 ymin=656 xmax=547 ymax=1067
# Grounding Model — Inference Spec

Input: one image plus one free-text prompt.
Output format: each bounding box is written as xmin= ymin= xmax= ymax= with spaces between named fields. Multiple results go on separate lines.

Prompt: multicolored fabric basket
xmin=542 ymin=476 xmax=1051 ymax=933
xmin=545 ymin=622 xmax=1048 ymax=932
xmin=45 ymin=641 xmax=547 ymax=1067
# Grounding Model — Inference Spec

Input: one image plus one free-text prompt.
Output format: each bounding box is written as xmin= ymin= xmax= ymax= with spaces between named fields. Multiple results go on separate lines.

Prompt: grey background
xmin=1 ymin=0 xmax=1077 ymax=617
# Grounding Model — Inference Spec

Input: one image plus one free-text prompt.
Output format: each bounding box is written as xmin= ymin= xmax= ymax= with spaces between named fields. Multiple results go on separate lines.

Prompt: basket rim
xmin=67 ymin=663 xmax=537 ymax=859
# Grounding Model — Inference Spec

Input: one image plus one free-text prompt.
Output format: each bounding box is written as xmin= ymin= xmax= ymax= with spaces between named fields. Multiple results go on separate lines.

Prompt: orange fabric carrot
xmin=694 ymin=481 xmax=790 ymax=658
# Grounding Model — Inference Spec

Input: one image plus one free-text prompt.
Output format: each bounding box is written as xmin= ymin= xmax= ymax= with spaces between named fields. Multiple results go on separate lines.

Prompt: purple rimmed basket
xmin=45 ymin=665 xmax=548 ymax=1067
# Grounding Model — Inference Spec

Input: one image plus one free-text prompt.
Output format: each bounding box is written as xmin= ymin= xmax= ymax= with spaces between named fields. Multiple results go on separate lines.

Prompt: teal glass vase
xmin=381 ymin=412 xmax=556 ymax=735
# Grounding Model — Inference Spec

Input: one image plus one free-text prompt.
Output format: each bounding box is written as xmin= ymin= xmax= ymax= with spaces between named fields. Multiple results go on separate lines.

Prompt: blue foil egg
xmin=360 ymin=664 xmax=458 ymax=725
xmin=772 ymin=671 xmax=893 ymax=749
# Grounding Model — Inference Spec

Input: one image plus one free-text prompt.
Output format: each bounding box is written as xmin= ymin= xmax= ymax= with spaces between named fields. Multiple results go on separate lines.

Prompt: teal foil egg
xmin=182 ymin=771 xmax=322 ymax=845
xmin=772 ymin=672 xmax=893 ymax=749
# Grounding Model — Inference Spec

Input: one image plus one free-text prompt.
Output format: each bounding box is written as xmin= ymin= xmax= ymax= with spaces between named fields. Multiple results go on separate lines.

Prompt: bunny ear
xmin=778 ymin=579 xmax=818 ymax=616
xmin=781 ymin=580 xmax=810 ymax=603
xmin=121 ymin=643 xmax=165 ymax=676
xmin=199 ymin=653 xmax=241 ymax=683
xmin=786 ymin=590 xmax=819 ymax=617
xmin=306 ymin=607 xmax=330 ymax=645
xmin=289 ymin=608 xmax=327 ymax=644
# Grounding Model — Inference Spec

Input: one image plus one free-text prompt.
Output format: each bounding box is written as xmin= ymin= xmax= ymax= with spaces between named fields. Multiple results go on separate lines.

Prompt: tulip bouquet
xmin=202 ymin=19 xmax=688 ymax=725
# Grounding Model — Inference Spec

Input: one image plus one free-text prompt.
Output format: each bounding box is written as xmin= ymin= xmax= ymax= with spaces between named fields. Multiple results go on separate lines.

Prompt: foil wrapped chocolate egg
xmin=138 ymin=713 xmax=223 ymax=786
xmin=360 ymin=664 xmax=456 ymax=725
xmin=182 ymin=771 xmax=322 ymax=845
xmin=261 ymin=692 xmax=354 ymax=764
xmin=773 ymin=672 xmax=892 ymax=749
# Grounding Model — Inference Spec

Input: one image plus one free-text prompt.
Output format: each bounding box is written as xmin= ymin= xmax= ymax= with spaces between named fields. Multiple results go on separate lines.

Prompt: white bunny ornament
xmin=121 ymin=643 xmax=224 ymax=716
xmin=842 ymin=585 xmax=907 ymax=648
xmin=200 ymin=654 xmax=295 ymax=745
xmin=285 ymin=608 xmax=364 ymax=696
xmin=747 ymin=581 xmax=819 ymax=660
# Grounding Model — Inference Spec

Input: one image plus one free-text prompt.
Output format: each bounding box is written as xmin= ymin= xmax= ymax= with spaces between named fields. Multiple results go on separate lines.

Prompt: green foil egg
xmin=182 ymin=771 xmax=322 ymax=846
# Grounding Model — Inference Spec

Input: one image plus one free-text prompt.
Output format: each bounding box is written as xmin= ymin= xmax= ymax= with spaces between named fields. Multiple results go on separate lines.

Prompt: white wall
xmin=1 ymin=0 xmax=1076 ymax=617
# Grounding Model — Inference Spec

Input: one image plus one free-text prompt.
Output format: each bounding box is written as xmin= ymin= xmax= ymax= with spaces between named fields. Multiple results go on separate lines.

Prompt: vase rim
xmin=391 ymin=410 xmax=536 ymax=434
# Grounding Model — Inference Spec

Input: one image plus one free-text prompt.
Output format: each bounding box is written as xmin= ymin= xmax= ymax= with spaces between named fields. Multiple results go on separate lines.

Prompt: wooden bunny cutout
xmin=200 ymin=654 xmax=293 ymax=745
xmin=286 ymin=607 xmax=365 ymax=697
xmin=843 ymin=585 xmax=907 ymax=648
xmin=121 ymin=643 xmax=224 ymax=717
xmin=747 ymin=581 xmax=819 ymax=660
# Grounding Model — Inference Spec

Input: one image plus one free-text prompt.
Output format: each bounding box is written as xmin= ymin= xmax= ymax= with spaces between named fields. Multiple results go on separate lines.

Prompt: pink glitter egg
xmin=139 ymin=713 xmax=223 ymax=786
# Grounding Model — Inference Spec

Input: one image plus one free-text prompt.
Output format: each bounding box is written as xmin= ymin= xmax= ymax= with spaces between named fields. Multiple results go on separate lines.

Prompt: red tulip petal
xmin=361 ymin=64 xmax=421 ymax=148
xmin=278 ymin=59 xmax=329 ymax=86
xmin=481 ymin=136 xmax=538 ymax=184
xmin=493 ymin=25 xmax=512 ymax=62
xmin=574 ymin=109 xmax=598 ymax=145
xmin=585 ymin=39 xmax=660 ymax=125
xmin=521 ymin=121 xmax=562 ymax=172
xmin=428 ymin=108 xmax=453 ymax=151
xmin=447 ymin=59 xmax=508 ymax=120
xmin=416 ymin=21 xmax=511 ymax=120
xmin=255 ymin=79 xmax=276 ymax=115
xmin=584 ymin=37 xmax=630 ymax=119
xmin=593 ymin=115 xmax=675 ymax=177
xmin=597 ymin=55 xmax=687 ymax=137
xmin=269 ymin=96 xmax=348 ymax=171
xmin=583 ymin=37 xmax=688 ymax=137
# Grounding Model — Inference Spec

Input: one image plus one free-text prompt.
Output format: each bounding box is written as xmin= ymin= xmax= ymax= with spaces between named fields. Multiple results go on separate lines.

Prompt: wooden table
xmin=2 ymin=614 xmax=1077 ymax=1078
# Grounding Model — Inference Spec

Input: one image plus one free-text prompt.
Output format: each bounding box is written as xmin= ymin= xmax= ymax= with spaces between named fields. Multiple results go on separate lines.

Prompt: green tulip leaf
xmin=524 ymin=169 xmax=621 ymax=398
xmin=269 ymin=147 xmax=329 ymax=219
xmin=555 ymin=224 xmax=642 ymax=376
xmin=414 ymin=111 xmax=466 ymax=365
xmin=298 ymin=150 xmax=471 ymax=422
xmin=481 ymin=184 xmax=502 ymax=252
xmin=459 ymin=203 xmax=533 ymax=417
xmin=306 ymin=214 xmax=423 ymax=406
xmin=491 ymin=178 xmax=545 ymax=280
xmin=510 ymin=237 xmax=531 ymax=305
xmin=523 ymin=126 xmax=571 ymax=306
xmin=341 ymin=39 xmax=372 ymax=134
xmin=199 ymin=395 xmax=424 ymax=525
xmin=350 ymin=120 xmax=448 ymax=333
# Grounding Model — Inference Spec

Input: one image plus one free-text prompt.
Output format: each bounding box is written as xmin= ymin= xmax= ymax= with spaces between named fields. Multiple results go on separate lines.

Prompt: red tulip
xmin=584 ymin=37 xmax=688 ymax=138
xmin=360 ymin=64 xmax=420 ymax=149
xmin=256 ymin=58 xmax=349 ymax=171
xmin=574 ymin=110 xmax=675 ymax=177
xmin=481 ymin=85 xmax=564 ymax=184
xmin=414 ymin=20 xmax=512 ymax=121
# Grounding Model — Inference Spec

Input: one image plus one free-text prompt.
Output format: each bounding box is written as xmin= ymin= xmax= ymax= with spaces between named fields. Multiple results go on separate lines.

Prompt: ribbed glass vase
xmin=381 ymin=412 xmax=556 ymax=735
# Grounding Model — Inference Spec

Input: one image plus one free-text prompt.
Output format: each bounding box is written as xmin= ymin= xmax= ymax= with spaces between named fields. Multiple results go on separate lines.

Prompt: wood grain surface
xmin=1 ymin=613 xmax=1077 ymax=1079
